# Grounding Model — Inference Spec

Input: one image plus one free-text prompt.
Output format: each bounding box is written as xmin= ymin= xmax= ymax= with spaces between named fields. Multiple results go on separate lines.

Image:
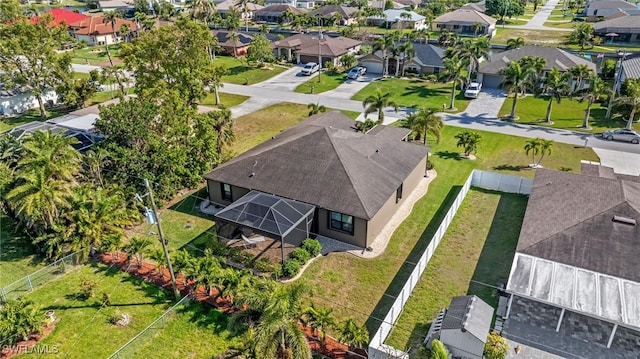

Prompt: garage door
xmin=360 ymin=60 xmax=383 ymax=74
xmin=482 ymin=74 xmax=504 ymax=89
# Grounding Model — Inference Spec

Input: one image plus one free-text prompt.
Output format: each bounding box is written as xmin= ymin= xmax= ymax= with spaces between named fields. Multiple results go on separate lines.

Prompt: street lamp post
xmin=318 ymin=17 xmax=323 ymax=83
xmin=606 ymin=49 xmax=627 ymax=119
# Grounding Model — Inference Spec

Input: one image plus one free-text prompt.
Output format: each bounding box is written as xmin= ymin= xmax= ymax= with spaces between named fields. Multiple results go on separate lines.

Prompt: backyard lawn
xmin=71 ymin=45 xmax=122 ymax=65
xmin=294 ymin=72 xmax=346 ymax=94
xmin=199 ymin=92 xmax=249 ymax=108
xmin=491 ymin=28 xmax=569 ymax=45
xmin=351 ymin=78 xmax=472 ymax=112
xmin=498 ymin=95 xmax=640 ymax=133
xmin=0 ymin=107 xmax=73 ymax=132
xmin=0 ymin=215 xmax=47 ymax=287
xmin=543 ymin=20 xmax=575 ymax=29
xmin=214 ymin=56 xmax=288 ymax=85
xmin=20 ymin=263 xmax=172 ymax=359
xmin=384 ymin=189 xmax=528 ymax=353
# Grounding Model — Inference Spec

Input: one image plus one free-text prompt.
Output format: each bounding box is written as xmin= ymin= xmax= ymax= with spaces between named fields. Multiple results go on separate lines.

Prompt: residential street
xmin=503 ymin=0 xmax=573 ymax=31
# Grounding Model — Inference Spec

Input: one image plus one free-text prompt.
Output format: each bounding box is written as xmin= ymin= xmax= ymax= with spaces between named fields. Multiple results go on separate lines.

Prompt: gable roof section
xmin=409 ymin=43 xmax=445 ymax=67
xmin=255 ymin=4 xmax=306 ymax=16
xmin=211 ymin=30 xmax=254 ymax=47
xmin=309 ymin=5 xmax=358 ymax=18
xmin=433 ymin=9 xmax=496 ymax=25
xmin=516 ymin=168 xmax=640 ymax=281
xmin=478 ymin=46 xmax=596 ymax=74
xmin=622 ymin=53 xmax=640 ymax=79
xmin=593 ymin=14 xmax=640 ymax=31
xmin=31 ymin=8 xmax=89 ymax=26
xmin=70 ymin=16 xmax=136 ymax=35
xmin=215 ymin=0 xmax=263 ymax=11
xmin=586 ymin=0 xmax=636 ymax=10
xmin=204 ymin=111 xmax=428 ymax=219
xmin=460 ymin=0 xmax=486 ymax=12
xmin=273 ymin=33 xmax=361 ymax=55
xmin=441 ymin=295 xmax=493 ymax=343
xmin=370 ymin=9 xmax=425 ymax=22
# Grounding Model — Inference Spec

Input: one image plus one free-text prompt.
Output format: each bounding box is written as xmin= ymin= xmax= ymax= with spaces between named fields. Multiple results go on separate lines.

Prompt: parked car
xmin=347 ymin=66 xmax=367 ymax=80
xmin=464 ymin=82 xmax=482 ymax=98
xmin=603 ymin=129 xmax=640 ymax=144
xmin=301 ymin=62 xmax=319 ymax=76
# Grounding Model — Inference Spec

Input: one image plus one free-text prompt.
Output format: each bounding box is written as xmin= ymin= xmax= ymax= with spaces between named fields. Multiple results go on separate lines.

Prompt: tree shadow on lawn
xmin=401 ymin=85 xmax=448 ymax=100
xmin=364 ymin=185 xmax=462 ymax=337
xmin=177 ymin=300 xmax=230 ymax=335
xmin=493 ymin=164 xmax=527 ymax=171
xmin=435 ymin=151 xmax=461 ymax=160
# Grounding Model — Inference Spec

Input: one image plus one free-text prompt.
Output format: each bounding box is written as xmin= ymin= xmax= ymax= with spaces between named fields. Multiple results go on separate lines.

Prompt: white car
xmin=464 ymin=82 xmax=482 ymax=98
xmin=301 ymin=62 xmax=319 ymax=76
xmin=347 ymin=66 xmax=367 ymax=80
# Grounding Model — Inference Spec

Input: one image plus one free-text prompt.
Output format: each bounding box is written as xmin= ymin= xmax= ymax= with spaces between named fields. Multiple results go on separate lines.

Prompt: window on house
xmin=396 ymin=184 xmax=403 ymax=203
xmin=437 ymin=24 xmax=444 ymax=29
xmin=330 ymin=211 xmax=354 ymax=234
xmin=433 ymin=67 xmax=440 ymax=74
xmin=453 ymin=25 xmax=460 ymax=30
xmin=221 ymin=183 xmax=232 ymax=201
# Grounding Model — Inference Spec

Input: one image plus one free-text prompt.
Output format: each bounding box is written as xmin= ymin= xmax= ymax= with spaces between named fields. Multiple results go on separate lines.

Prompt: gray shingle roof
xmin=478 ymin=46 xmax=596 ymax=74
xmin=366 ymin=125 xmax=411 ymax=140
xmin=516 ymin=168 xmax=640 ymax=282
xmin=586 ymin=0 xmax=636 ymax=10
xmin=203 ymin=111 xmax=429 ymax=220
xmin=460 ymin=0 xmax=486 ymax=12
xmin=441 ymin=295 xmax=494 ymax=343
xmin=211 ymin=30 xmax=254 ymax=47
xmin=273 ymin=33 xmax=361 ymax=57
xmin=433 ymin=9 xmax=496 ymax=25
xmin=410 ymin=43 xmax=445 ymax=68
xmin=593 ymin=14 xmax=640 ymax=31
xmin=309 ymin=5 xmax=358 ymax=19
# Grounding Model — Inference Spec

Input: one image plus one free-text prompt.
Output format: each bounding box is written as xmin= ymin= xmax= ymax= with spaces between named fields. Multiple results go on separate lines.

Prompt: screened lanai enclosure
xmin=214 ymin=191 xmax=316 ymax=264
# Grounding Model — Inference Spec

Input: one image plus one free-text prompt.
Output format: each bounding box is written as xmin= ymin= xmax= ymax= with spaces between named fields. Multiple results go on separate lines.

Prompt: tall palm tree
xmin=190 ymin=0 xmax=216 ymax=24
xmin=397 ymin=41 xmax=414 ymax=77
xmin=454 ymin=131 xmax=481 ymax=156
xmin=19 ymin=130 xmax=81 ymax=182
xmin=373 ymin=35 xmax=394 ymax=77
xmin=401 ymin=110 xmax=444 ymax=145
xmin=499 ymin=61 xmax=535 ymax=119
xmin=578 ymin=73 xmax=606 ymax=129
xmin=338 ymin=318 xmax=369 ymax=352
xmin=442 ymin=54 xmax=466 ymax=110
xmin=302 ymin=304 xmax=335 ymax=344
xmin=229 ymin=31 xmax=240 ymax=57
xmin=437 ymin=29 xmax=458 ymax=47
xmin=615 ymin=94 xmax=640 ymax=130
xmin=102 ymin=11 xmax=119 ymax=67
xmin=308 ymin=103 xmax=327 ymax=116
xmin=234 ymin=0 xmax=251 ymax=32
xmin=362 ymin=89 xmax=399 ymax=124
xmin=207 ymin=108 xmax=235 ymax=156
xmin=208 ymin=64 xmax=228 ymax=105
xmin=506 ymin=36 xmax=525 ymax=49
xmin=541 ymin=68 xmax=571 ymax=124
xmin=569 ymin=64 xmax=593 ymax=93
xmin=472 ymin=22 xmax=484 ymax=36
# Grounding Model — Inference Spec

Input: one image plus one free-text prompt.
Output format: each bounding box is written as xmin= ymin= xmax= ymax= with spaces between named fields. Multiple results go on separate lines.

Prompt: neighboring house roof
xmin=31 ymin=8 xmax=89 ymax=26
xmin=585 ymin=0 xmax=636 ymax=11
xmin=407 ymin=43 xmax=446 ymax=68
xmin=593 ymin=14 xmax=640 ymax=32
xmin=622 ymin=53 xmax=640 ymax=79
xmin=309 ymin=5 xmax=358 ymax=19
xmin=70 ymin=16 xmax=136 ymax=36
xmin=516 ymin=167 xmax=640 ymax=282
xmin=215 ymin=0 xmax=263 ymax=12
xmin=255 ymin=4 xmax=307 ymax=17
xmin=203 ymin=111 xmax=429 ymax=220
xmin=460 ymin=0 xmax=486 ymax=12
xmin=394 ymin=0 xmax=422 ymax=7
xmin=369 ymin=0 xmax=404 ymax=9
xmin=478 ymin=46 xmax=596 ymax=74
xmin=433 ymin=8 xmax=496 ymax=25
xmin=441 ymin=295 xmax=493 ymax=343
xmin=211 ymin=30 xmax=254 ymax=47
xmin=97 ymin=0 xmax=133 ymax=9
xmin=273 ymin=33 xmax=361 ymax=57
xmin=369 ymin=9 xmax=426 ymax=22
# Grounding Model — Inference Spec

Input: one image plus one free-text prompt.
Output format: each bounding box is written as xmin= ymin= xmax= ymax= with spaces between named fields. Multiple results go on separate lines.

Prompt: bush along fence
xmin=368 ymin=170 xmax=533 ymax=359
xmin=0 ymin=250 xmax=84 ymax=302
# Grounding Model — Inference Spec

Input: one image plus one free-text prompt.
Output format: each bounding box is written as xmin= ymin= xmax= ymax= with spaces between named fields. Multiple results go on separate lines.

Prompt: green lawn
xmin=200 ymin=92 xmax=249 ymax=108
xmin=496 ymin=18 xmax=530 ymax=26
xmin=0 ymin=215 xmax=47 ymax=287
xmin=339 ymin=109 xmax=362 ymax=119
xmin=498 ymin=95 xmax=640 ymax=133
xmin=294 ymin=72 xmax=346 ymax=94
xmin=385 ymin=189 xmax=528 ymax=353
xmin=19 ymin=263 xmax=172 ymax=359
xmin=302 ymin=125 xmax=599 ymax=336
xmin=543 ymin=20 xmax=576 ymax=29
xmin=0 ymin=107 xmax=74 ymax=132
xmin=351 ymin=78 xmax=471 ymax=112
xmin=214 ymin=56 xmax=288 ymax=85
xmin=71 ymin=45 xmax=122 ymax=65
xmin=491 ymin=28 xmax=569 ymax=45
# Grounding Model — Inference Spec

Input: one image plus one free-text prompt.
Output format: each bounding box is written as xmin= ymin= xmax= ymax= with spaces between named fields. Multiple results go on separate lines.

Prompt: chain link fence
xmin=0 ymin=250 xmax=84 ymax=302
xmin=107 ymin=295 xmax=191 ymax=359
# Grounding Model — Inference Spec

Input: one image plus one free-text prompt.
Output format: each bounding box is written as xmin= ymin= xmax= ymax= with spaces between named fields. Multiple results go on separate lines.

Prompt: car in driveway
xmin=301 ymin=62 xmax=319 ymax=76
xmin=464 ymin=82 xmax=482 ymax=98
xmin=347 ymin=66 xmax=366 ymax=80
xmin=603 ymin=129 xmax=640 ymax=144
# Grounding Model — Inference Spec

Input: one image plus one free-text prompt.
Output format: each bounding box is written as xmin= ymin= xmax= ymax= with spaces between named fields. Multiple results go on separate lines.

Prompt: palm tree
xmin=208 ymin=64 xmax=228 ymax=106
xmin=396 ymin=41 xmax=414 ymax=77
xmin=499 ymin=61 xmax=535 ymax=119
xmin=207 ymin=108 xmax=235 ymax=157
xmin=362 ymin=89 xmax=399 ymax=124
xmin=570 ymin=23 xmax=594 ymax=50
xmin=401 ymin=110 xmax=443 ymax=145
xmin=127 ymin=237 xmax=152 ymax=268
xmin=302 ymin=304 xmax=335 ymax=344
xmin=234 ymin=0 xmax=251 ymax=32
xmin=506 ymin=36 xmax=525 ymax=49
xmin=569 ymin=64 xmax=593 ymax=93
xmin=454 ymin=131 xmax=481 ymax=157
xmin=578 ymin=74 xmax=606 ymax=129
xmin=524 ymin=138 xmax=553 ymax=167
xmin=83 ymin=148 xmax=111 ymax=187
xmin=190 ymin=0 xmax=216 ymax=24
xmin=355 ymin=119 xmax=378 ymax=133
xmin=442 ymin=54 xmax=466 ymax=110
xmin=472 ymin=22 xmax=484 ymax=36
xmin=541 ymin=68 xmax=571 ymax=124
xmin=308 ymin=103 xmax=327 ymax=116
xmin=338 ymin=318 xmax=369 ymax=352
xmin=437 ymin=29 xmax=458 ymax=47
xmin=373 ymin=35 xmax=394 ymax=77
xmin=150 ymin=248 xmax=167 ymax=279
xmin=453 ymin=38 xmax=489 ymax=81
xmin=615 ymin=94 xmax=640 ymax=130
xmin=102 ymin=11 xmax=119 ymax=67
xmin=229 ymin=31 xmax=240 ymax=57
xmin=19 ymin=130 xmax=81 ymax=182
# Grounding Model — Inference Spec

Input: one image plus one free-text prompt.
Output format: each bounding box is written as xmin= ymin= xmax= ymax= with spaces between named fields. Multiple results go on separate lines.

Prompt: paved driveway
xmin=322 ymin=73 xmax=379 ymax=98
xmin=251 ymin=65 xmax=317 ymax=91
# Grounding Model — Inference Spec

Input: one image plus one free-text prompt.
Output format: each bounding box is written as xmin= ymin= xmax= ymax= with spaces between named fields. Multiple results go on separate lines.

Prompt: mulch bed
xmin=98 ymin=252 xmax=367 ymax=359
xmin=0 ymin=324 xmax=56 ymax=359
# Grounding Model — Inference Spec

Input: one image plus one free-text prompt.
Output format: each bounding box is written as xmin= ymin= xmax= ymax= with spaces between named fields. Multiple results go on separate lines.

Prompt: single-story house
xmin=253 ymin=4 xmax=307 ymax=23
xmin=69 ymin=16 xmax=137 ymax=46
xmin=203 ymin=111 xmax=429 ymax=248
xmin=426 ymin=295 xmax=494 ymax=359
xmin=460 ymin=0 xmax=486 ymax=13
xmin=309 ymin=5 xmax=359 ymax=26
xmin=502 ymin=164 xmax=640 ymax=358
xmin=477 ymin=46 xmax=596 ymax=88
xmin=584 ymin=0 xmax=637 ymax=20
xmin=593 ymin=15 xmax=640 ymax=44
xmin=211 ymin=30 xmax=254 ymax=56
xmin=264 ymin=0 xmax=314 ymax=8
xmin=367 ymin=9 xmax=427 ymax=30
xmin=214 ymin=0 xmax=264 ymax=20
xmin=0 ymin=84 xmax=58 ymax=117
xmin=621 ymin=52 xmax=640 ymax=83
xmin=393 ymin=0 xmax=422 ymax=9
xmin=97 ymin=0 xmax=134 ymax=12
xmin=431 ymin=9 xmax=496 ymax=36
xmin=359 ymin=42 xmax=445 ymax=75
xmin=30 ymin=8 xmax=89 ymax=27
xmin=272 ymin=33 xmax=361 ymax=66
xmin=370 ymin=0 xmax=405 ymax=9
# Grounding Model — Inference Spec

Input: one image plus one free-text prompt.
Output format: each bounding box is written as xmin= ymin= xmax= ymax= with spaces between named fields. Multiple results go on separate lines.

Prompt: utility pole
xmin=318 ymin=16 xmax=323 ymax=83
xmin=606 ymin=49 xmax=627 ymax=119
xmin=144 ymin=179 xmax=180 ymax=299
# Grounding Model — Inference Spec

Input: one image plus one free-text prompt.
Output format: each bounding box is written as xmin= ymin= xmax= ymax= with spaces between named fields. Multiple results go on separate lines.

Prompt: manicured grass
xmin=302 ymin=125 xmax=598 ymax=336
xmin=385 ymin=189 xmax=528 ymax=352
xmin=340 ymin=109 xmax=362 ymax=119
xmin=294 ymin=72 xmax=346 ymax=94
xmin=0 ymin=215 xmax=47 ymax=287
xmin=543 ymin=20 xmax=576 ymax=29
xmin=22 ymin=263 xmax=172 ymax=359
xmin=130 ymin=301 xmax=239 ymax=358
xmin=214 ymin=56 xmax=288 ymax=85
xmin=71 ymin=45 xmax=122 ymax=65
xmin=497 ymin=18 xmax=530 ymax=26
xmin=491 ymin=28 xmax=569 ymax=45
xmin=73 ymin=72 xmax=91 ymax=80
xmin=0 ymin=107 xmax=73 ymax=132
xmin=351 ymin=78 xmax=471 ymax=112
xmin=200 ymin=92 xmax=249 ymax=108
xmin=497 ymin=95 xmax=640 ymax=133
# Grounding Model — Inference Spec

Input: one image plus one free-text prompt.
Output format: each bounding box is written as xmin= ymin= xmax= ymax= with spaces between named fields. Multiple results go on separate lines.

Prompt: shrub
xmin=426 ymin=160 xmax=435 ymax=170
xmin=79 ymin=278 xmax=97 ymax=300
xmin=302 ymin=238 xmax=322 ymax=257
xmin=484 ymin=332 xmax=509 ymax=359
xmin=272 ymin=263 xmax=283 ymax=279
xmin=290 ymin=248 xmax=311 ymax=263
xmin=207 ymin=240 xmax=230 ymax=257
xmin=282 ymin=259 xmax=301 ymax=278
xmin=254 ymin=257 xmax=275 ymax=273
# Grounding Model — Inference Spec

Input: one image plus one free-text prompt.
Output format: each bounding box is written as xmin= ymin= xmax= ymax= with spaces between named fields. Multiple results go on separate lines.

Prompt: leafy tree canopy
xmin=486 ymin=0 xmax=525 ymax=20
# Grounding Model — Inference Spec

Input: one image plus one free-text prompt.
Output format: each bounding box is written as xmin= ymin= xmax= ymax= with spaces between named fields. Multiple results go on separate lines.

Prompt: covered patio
xmin=214 ymin=190 xmax=316 ymax=264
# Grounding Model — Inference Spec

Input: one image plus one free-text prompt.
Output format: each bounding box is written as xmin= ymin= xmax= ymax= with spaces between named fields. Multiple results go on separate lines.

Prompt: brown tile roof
xmin=70 ymin=16 xmax=136 ymax=36
xmin=433 ymin=9 xmax=496 ymax=25
xmin=203 ymin=111 xmax=429 ymax=219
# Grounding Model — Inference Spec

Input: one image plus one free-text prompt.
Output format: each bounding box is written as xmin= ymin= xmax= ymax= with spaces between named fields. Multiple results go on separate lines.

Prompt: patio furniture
xmin=241 ymin=234 xmax=266 ymax=249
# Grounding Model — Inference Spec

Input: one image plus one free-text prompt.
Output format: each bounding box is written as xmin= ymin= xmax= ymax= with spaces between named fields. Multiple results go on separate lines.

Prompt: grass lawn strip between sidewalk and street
xmin=294 ymin=72 xmax=347 ymax=94
xmin=214 ymin=56 xmax=288 ymax=85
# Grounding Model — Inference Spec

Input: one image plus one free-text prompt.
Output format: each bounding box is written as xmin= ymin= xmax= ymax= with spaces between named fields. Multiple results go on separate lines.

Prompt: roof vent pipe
xmin=613 ymin=215 xmax=636 ymax=226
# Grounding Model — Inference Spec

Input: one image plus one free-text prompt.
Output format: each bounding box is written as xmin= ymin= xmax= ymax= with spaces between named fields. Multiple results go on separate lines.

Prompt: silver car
xmin=603 ymin=129 xmax=640 ymax=144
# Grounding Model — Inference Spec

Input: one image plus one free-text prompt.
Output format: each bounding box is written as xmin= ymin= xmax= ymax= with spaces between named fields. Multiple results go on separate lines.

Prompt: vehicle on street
xmin=347 ymin=66 xmax=367 ymax=80
xmin=301 ymin=62 xmax=319 ymax=76
xmin=464 ymin=82 xmax=482 ymax=98
xmin=603 ymin=129 xmax=640 ymax=144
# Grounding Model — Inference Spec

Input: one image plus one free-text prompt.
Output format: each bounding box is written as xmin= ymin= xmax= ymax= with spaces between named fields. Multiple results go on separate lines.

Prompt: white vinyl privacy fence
xmin=369 ymin=170 xmax=532 ymax=359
